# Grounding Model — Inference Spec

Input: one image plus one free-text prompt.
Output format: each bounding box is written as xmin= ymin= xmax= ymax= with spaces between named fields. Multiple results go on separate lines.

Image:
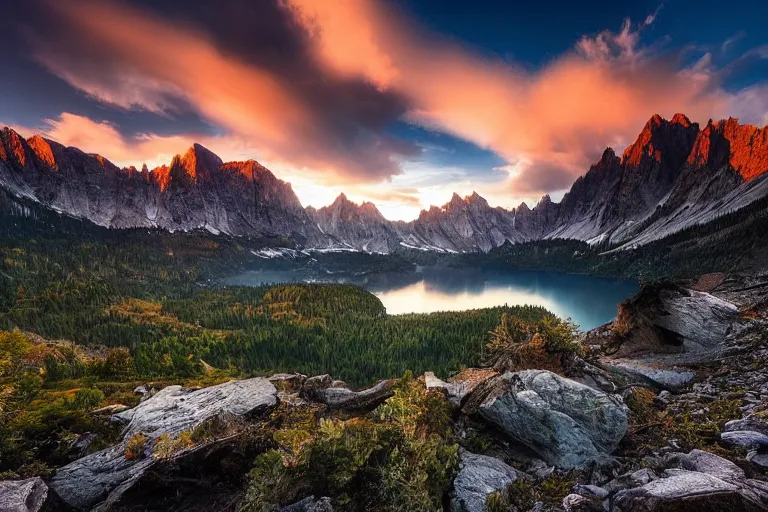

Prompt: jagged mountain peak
xmin=176 ymin=143 xmax=224 ymax=183
xmin=332 ymin=192 xmax=351 ymax=205
xmin=322 ymin=193 xmax=386 ymax=221
xmin=0 ymin=127 xmax=30 ymax=167
xmin=671 ymin=113 xmax=693 ymax=127
xmin=596 ymin=147 xmax=620 ymax=167
xmin=687 ymin=117 xmax=768 ymax=180
xmin=26 ymin=135 xmax=57 ymax=168
xmin=444 ymin=191 xmax=489 ymax=210
xmin=622 ymin=113 xmax=700 ymax=169
xmin=1 ymin=111 xmax=767 ymax=255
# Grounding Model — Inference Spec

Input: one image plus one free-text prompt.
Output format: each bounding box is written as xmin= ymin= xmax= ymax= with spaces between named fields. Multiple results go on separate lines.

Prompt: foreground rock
xmin=451 ymin=450 xmax=525 ymax=512
xmin=0 ymin=477 xmax=48 ymax=512
xmin=279 ymin=496 xmax=334 ymax=512
xmin=608 ymin=283 xmax=738 ymax=360
xmin=463 ymin=370 xmax=628 ymax=469
xmin=301 ymin=380 xmax=393 ymax=411
xmin=613 ymin=449 xmax=768 ymax=511
xmin=49 ymin=378 xmax=278 ymax=511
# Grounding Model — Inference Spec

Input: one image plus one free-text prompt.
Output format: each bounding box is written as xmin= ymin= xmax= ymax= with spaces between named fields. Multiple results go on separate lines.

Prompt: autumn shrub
xmin=125 ymin=433 xmax=150 ymax=460
xmin=240 ymin=373 xmax=458 ymax=512
xmin=486 ymin=473 xmax=574 ymax=511
xmin=152 ymin=431 xmax=194 ymax=459
xmin=486 ymin=314 xmax=583 ymax=374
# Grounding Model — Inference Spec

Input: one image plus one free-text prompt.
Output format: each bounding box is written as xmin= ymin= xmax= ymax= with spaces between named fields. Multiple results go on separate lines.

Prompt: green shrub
xmin=0 ymin=329 xmax=31 ymax=377
xmin=70 ymin=388 xmax=105 ymax=411
xmin=240 ymin=374 xmax=458 ymax=511
xmin=486 ymin=474 xmax=574 ymax=511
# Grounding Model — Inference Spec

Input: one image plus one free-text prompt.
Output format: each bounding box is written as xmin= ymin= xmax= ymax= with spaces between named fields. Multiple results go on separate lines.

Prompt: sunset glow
xmin=2 ymin=0 xmax=767 ymax=219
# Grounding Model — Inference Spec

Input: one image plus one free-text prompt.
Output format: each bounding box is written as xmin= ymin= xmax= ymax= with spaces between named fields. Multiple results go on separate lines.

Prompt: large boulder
xmin=450 ymin=451 xmax=525 ymax=512
xmin=613 ymin=450 xmax=768 ymax=511
xmin=463 ymin=370 xmax=628 ymax=469
xmin=609 ymin=283 xmax=738 ymax=358
xmin=49 ymin=378 xmax=278 ymax=511
xmin=612 ymin=470 xmax=745 ymax=511
xmin=0 ymin=477 xmax=48 ymax=512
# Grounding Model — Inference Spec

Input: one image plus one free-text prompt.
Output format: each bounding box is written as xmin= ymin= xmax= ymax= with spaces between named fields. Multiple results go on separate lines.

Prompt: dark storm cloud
xmin=7 ymin=0 xmax=418 ymax=183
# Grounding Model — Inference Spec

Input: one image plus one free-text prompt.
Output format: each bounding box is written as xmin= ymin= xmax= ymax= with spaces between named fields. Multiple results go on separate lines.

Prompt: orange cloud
xmin=286 ymin=0 xmax=764 ymax=194
xmin=29 ymin=0 xmax=413 ymax=183
xmin=23 ymin=0 xmax=768 ymax=205
xmin=33 ymin=113 xmax=257 ymax=169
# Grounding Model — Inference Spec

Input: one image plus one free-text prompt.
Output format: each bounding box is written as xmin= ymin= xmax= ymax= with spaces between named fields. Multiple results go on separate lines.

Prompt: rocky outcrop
xmin=593 ymin=282 xmax=741 ymax=390
xmin=450 ymin=451 xmax=525 ymax=512
xmin=612 ymin=450 xmax=768 ymax=511
xmin=0 ymin=477 xmax=49 ymax=512
xmin=49 ymin=378 xmax=278 ymax=511
xmin=462 ymin=370 xmax=628 ymax=469
xmin=607 ymin=282 xmax=739 ymax=359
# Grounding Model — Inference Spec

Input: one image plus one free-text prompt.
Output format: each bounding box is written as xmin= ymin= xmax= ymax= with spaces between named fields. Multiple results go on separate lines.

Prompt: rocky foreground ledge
xmin=2 ymin=273 xmax=768 ymax=512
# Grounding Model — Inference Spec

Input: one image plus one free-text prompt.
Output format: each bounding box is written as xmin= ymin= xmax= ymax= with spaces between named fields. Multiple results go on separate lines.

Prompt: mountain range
xmin=1 ymin=113 xmax=767 ymax=253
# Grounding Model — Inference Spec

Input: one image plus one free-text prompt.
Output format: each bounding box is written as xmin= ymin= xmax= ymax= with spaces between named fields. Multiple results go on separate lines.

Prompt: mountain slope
xmin=307 ymin=193 xmax=401 ymax=253
xmin=0 ymin=129 xmax=323 ymax=244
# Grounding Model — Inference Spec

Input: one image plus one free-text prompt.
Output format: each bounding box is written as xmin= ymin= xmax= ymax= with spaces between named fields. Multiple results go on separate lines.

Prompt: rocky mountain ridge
xmin=0 ymin=129 xmax=325 ymax=244
xmin=2 ymin=113 xmax=767 ymax=253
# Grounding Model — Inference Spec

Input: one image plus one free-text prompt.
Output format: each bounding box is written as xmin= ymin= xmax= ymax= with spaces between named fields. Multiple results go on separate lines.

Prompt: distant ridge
xmin=1 ymin=114 xmax=767 ymax=253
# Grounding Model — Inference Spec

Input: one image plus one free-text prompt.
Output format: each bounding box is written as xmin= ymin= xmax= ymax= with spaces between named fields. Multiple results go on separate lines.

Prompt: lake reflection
xmin=222 ymin=268 xmax=638 ymax=330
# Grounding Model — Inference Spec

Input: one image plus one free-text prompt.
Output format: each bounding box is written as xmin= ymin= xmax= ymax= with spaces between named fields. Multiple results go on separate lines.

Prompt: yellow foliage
xmin=125 ymin=433 xmax=150 ymax=460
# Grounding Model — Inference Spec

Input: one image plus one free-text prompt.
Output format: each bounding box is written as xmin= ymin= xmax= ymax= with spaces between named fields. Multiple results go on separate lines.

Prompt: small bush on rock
xmin=125 ymin=433 xmax=150 ymax=460
xmin=486 ymin=473 xmax=575 ymax=511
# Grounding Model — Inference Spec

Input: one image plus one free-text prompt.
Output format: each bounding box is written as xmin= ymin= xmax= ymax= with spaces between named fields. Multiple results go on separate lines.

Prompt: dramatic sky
xmin=1 ymin=0 xmax=767 ymax=220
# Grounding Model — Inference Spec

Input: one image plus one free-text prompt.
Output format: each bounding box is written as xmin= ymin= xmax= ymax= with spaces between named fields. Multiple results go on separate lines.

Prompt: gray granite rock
xmin=720 ymin=430 xmax=768 ymax=450
xmin=451 ymin=451 xmax=524 ymax=512
xmin=614 ymin=450 xmax=768 ymax=511
xmin=726 ymin=417 xmax=768 ymax=436
xmin=664 ymin=449 xmax=745 ymax=481
xmin=0 ymin=478 xmax=48 ymax=512
xmin=465 ymin=370 xmax=628 ymax=469
xmin=612 ymin=470 xmax=742 ymax=511
xmin=49 ymin=378 xmax=278 ymax=511
xmin=602 ymin=359 xmax=696 ymax=390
